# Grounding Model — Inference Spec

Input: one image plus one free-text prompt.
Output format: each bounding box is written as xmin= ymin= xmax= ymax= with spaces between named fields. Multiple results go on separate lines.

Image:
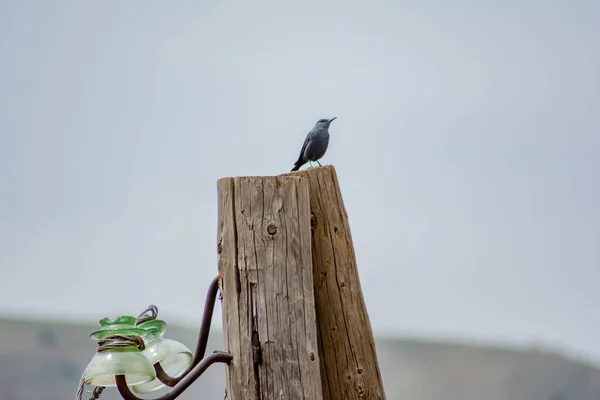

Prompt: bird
xmin=290 ymin=117 xmax=337 ymax=172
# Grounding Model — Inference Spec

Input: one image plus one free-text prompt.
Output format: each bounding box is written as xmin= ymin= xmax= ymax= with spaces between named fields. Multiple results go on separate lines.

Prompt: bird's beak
xmin=329 ymin=117 xmax=337 ymax=123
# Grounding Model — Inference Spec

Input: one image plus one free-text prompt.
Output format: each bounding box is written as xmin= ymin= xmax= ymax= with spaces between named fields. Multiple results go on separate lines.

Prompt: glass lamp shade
xmin=132 ymin=320 xmax=193 ymax=394
xmin=84 ymin=314 xmax=155 ymax=387
xmin=84 ymin=347 xmax=156 ymax=387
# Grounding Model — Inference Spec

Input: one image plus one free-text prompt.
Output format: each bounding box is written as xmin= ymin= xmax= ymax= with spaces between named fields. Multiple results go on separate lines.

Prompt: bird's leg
xmin=308 ymin=161 xmax=313 ymax=168
xmin=316 ymin=160 xmax=322 ymax=167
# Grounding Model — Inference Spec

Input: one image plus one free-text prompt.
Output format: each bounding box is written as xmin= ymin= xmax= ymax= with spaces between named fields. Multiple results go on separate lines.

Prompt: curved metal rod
xmin=190 ymin=275 xmax=220 ymax=368
xmin=145 ymin=275 xmax=221 ymax=388
xmin=152 ymin=275 xmax=221 ymax=388
xmin=154 ymin=363 xmax=178 ymax=387
xmin=116 ymin=351 xmax=233 ymax=400
xmin=127 ymin=275 xmax=223 ymax=391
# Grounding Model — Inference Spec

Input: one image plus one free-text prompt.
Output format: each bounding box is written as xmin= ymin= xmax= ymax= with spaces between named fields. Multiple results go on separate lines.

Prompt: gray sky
xmin=1 ymin=1 xmax=599 ymax=363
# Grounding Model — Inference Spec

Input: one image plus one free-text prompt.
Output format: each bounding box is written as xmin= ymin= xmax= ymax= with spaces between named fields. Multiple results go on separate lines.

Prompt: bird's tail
xmin=290 ymin=156 xmax=304 ymax=171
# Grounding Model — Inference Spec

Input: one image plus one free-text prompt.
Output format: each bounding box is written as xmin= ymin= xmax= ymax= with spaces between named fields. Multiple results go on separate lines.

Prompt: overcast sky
xmin=1 ymin=1 xmax=599 ymax=363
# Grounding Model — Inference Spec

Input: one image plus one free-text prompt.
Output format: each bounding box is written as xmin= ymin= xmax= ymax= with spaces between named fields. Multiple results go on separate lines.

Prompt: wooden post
xmin=217 ymin=166 xmax=386 ymax=399
xmin=291 ymin=166 xmax=386 ymax=400
xmin=217 ymin=175 xmax=323 ymax=399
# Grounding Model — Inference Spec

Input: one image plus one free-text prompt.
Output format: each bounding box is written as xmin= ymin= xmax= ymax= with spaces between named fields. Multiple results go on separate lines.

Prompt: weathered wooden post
xmin=292 ymin=166 xmax=386 ymax=400
xmin=217 ymin=166 xmax=386 ymax=399
xmin=217 ymin=175 xmax=323 ymax=399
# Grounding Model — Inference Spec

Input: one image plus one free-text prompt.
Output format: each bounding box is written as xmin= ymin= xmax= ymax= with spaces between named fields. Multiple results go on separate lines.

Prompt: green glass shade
xmin=84 ymin=314 xmax=155 ymax=387
xmin=132 ymin=319 xmax=193 ymax=394
xmin=89 ymin=315 xmax=147 ymax=340
xmin=84 ymin=347 xmax=156 ymax=386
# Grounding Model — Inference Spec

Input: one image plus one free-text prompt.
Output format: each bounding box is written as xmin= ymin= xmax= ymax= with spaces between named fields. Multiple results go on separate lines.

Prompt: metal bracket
xmin=80 ymin=275 xmax=232 ymax=400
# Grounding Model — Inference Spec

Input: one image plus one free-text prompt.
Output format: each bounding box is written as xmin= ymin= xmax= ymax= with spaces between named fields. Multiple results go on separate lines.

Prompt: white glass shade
xmin=132 ymin=337 xmax=193 ymax=393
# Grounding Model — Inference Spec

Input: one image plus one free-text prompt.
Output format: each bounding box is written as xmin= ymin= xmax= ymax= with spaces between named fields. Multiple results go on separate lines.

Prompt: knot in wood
xmin=267 ymin=224 xmax=278 ymax=235
xmin=310 ymin=212 xmax=317 ymax=229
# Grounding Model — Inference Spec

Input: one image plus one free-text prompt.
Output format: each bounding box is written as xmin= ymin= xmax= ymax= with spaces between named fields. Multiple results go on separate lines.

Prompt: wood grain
xmin=289 ymin=165 xmax=387 ymax=400
xmin=217 ymin=175 xmax=323 ymax=399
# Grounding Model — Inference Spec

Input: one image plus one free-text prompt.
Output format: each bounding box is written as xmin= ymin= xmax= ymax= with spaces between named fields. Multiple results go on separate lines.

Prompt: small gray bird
xmin=290 ymin=117 xmax=337 ymax=172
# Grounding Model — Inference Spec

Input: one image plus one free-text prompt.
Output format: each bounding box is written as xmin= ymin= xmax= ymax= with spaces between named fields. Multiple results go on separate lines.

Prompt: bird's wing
xmin=296 ymin=129 xmax=314 ymax=160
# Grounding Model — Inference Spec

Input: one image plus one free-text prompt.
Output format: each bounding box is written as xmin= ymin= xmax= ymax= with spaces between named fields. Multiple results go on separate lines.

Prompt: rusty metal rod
xmin=153 ymin=275 xmax=221 ymax=387
xmin=115 ymin=351 xmax=233 ymax=400
xmin=153 ymin=363 xmax=179 ymax=387
xmin=190 ymin=275 xmax=220 ymax=368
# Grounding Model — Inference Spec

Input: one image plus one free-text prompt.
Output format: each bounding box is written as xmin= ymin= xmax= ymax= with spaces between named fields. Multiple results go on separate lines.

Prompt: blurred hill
xmin=1 ymin=317 xmax=599 ymax=400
